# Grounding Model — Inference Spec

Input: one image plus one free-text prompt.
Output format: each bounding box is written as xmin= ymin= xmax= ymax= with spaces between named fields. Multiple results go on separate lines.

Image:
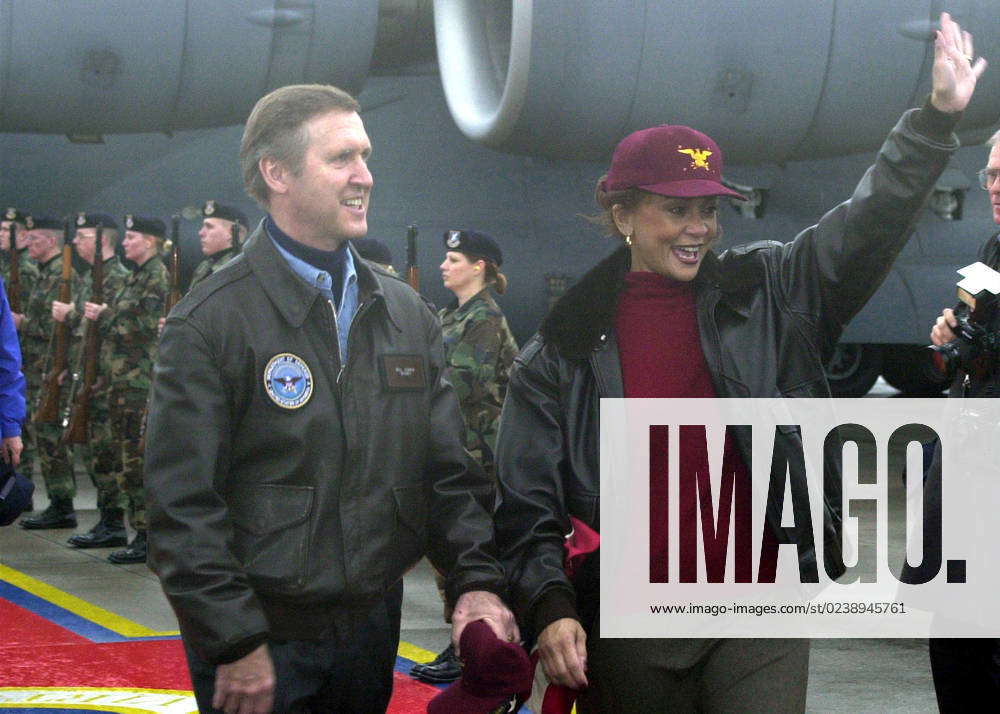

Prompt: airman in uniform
xmin=1 ymin=208 xmax=40 ymax=319
xmin=18 ymin=217 xmax=82 ymax=529
xmin=2 ymin=209 xmax=41 ymax=485
xmin=86 ymin=214 xmax=168 ymax=563
xmin=187 ymin=201 xmax=247 ymax=291
xmin=50 ymin=213 xmax=130 ymax=546
xmin=437 ymin=230 xmax=517 ymax=480
xmin=412 ymin=229 xmax=518 ymax=684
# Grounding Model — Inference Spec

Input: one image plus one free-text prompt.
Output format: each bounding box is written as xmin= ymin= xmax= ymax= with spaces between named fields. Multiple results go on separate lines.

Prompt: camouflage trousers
xmin=27 ymin=381 xmax=76 ymax=502
xmin=33 ymin=420 xmax=76 ymax=501
xmin=73 ymin=395 xmax=123 ymax=514
xmin=110 ymin=393 xmax=146 ymax=531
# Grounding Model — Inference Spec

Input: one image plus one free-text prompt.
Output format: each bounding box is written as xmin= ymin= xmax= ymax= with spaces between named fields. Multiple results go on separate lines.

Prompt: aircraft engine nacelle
xmin=0 ymin=1 xmax=378 ymax=135
xmin=434 ymin=0 xmax=1000 ymax=164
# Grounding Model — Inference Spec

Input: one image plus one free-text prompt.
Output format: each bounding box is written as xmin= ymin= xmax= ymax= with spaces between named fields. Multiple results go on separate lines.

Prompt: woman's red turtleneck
xmin=615 ymin=271 xmax=748 ymax=583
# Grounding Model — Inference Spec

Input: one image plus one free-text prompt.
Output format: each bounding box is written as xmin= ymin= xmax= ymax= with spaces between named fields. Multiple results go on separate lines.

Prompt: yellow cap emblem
xmin=677 ymin=147 xmax=712 ymax=170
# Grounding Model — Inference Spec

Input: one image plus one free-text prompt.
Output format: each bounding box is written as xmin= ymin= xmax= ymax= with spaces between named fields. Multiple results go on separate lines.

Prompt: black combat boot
xmin=20 ymin=497 xmax=77 ymax=529
xmin=68 ymin=509 xmax=128 ymax=548
xmin=108 ymin=529 xmax=147 ymax=564
xmin=410 ymin=642 xmax=462 ymax=683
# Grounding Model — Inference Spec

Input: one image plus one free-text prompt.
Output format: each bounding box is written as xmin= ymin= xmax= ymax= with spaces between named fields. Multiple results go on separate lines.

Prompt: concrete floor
xmin=0 ymin=379 xmax=942 ymax=712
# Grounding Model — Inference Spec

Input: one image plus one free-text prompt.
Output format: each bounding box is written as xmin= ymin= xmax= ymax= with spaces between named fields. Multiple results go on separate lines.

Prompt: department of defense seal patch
xmin=264 ymin=353 xmax=313 ymax=409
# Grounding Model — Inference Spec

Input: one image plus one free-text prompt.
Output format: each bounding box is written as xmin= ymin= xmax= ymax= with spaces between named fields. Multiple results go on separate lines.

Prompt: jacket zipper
xmin=336 ymin=298 xmax=373 ymax=385
xmin=327 ymin=299 xmax=342 ymax=376
xmin=589 ymin=337 xmax=611 ymax=397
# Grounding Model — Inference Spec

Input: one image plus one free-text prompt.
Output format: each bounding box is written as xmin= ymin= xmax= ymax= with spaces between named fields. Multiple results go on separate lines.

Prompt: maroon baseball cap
xmin=602 ymin=124 xmax=746 ymax=201
xmin=428 ymin=620 xmax=534 ymax=714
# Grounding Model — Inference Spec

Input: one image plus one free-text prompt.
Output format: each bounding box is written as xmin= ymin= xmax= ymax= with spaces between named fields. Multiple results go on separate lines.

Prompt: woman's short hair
xmin=240 ymin=84 xmax=360 ymax=207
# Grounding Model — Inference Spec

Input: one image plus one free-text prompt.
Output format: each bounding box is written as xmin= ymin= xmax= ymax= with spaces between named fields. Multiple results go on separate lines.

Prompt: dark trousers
xmin=576 ymin=637 xmax=809 ymax=713
xmin=930 ymin=638 xmax=1000 ymax=713
xmin=185 ymin=582 xmax=404 ymax=714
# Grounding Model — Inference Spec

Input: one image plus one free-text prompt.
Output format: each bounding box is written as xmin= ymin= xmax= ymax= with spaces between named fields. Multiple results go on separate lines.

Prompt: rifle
xmin=406 ymin=224 xmax=419 ymax=292
xmin=165 ymin=215 xmax=182 ymax=313
xmin=34 ymin=238 xmax=76 ymax=424
xmin=62 ymin=225 xmax=105 ymax=443
xmin=6 ymin=221 xmax=20 ymax=314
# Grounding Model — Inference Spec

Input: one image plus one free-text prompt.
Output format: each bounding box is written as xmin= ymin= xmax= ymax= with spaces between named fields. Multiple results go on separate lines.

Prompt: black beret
xmin=123 ymin=214 xmax=166 ymax=238
xmin=442 ymin=230 xmax=502 ymax=267
xmin=3 ymin=208 xmax=27 ymax=225
xmin=203 ymin=200 xmax=248 ymax=229
xmin=353 ymin=238 xmax=393 ymax=266
xmin=26 ymin=215 xmax=64 ymax=231
xmin=75 ymin=212 xmax=119 ymax=230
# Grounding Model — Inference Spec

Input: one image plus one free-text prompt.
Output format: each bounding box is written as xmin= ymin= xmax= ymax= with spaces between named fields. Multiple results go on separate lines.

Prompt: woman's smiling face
xmin=614 ymin=194 xmax=720 ymax=281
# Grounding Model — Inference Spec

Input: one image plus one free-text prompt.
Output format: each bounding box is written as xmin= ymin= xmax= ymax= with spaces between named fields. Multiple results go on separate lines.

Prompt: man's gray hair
xmin=240 ymin=84 xmax=360 ymax=208
xmin=987 ymin=128 xmax=1000 ymax=148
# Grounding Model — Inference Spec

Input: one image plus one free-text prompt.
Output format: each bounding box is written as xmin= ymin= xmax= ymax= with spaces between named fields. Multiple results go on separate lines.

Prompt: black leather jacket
xmin=146 ymin=226 xmax=504 ymax=663
xmin=494 ymin=107 xmax=960 ymax=638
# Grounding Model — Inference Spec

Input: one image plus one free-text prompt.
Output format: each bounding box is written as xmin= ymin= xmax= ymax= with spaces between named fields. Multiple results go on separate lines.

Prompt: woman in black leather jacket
xmin=494 ymin=13 xmax=983 ymax=713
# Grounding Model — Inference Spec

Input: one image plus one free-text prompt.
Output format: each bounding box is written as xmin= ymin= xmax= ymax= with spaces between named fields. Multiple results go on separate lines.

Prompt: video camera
xmin=929 ymin=261 xmax=1000 ymax=381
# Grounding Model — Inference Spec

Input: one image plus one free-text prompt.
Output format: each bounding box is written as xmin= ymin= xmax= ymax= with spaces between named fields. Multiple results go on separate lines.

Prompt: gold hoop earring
xmin=624 ymin=234 xmax=633 ymax=247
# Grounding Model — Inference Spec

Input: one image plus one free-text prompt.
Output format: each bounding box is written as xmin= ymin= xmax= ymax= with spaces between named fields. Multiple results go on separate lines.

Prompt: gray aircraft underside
xmin=1 ymin=0 xmax=999 ymax=395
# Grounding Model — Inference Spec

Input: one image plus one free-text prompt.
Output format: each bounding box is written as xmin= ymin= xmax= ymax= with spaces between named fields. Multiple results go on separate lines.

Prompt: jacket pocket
xmin=388 ymin=485 xmax=427 ymax=576
xmin=230 ymin=484 xmax=314 ymax=593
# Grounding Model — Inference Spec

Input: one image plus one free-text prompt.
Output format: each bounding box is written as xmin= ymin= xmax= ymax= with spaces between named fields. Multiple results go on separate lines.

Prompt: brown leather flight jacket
xmin=146 ymin=227 xmax=503 ymax=663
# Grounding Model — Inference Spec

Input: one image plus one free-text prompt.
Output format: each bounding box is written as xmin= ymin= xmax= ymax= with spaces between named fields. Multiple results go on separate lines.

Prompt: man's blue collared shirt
xmin=267 ymin=226 xmax=359 ymax=364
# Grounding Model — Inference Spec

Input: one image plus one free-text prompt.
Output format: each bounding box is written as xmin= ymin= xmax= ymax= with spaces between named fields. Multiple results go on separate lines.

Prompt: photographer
xmin=925 ymin=129 xmax=1000 ymax=711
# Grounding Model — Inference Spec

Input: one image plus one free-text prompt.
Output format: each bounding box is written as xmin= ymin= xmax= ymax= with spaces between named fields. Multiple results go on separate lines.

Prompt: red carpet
xmin=0 ymin=597 xmax=442 ymax=711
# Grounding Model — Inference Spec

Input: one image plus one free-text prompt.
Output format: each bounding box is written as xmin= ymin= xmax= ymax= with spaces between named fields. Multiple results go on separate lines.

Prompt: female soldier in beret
xmin=411 ymin=229 xmax=518 ymax=684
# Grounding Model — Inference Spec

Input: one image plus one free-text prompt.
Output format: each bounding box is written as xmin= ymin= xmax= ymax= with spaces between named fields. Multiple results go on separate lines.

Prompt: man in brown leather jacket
xmin=145 ymin=84 xmax=517 ymax=714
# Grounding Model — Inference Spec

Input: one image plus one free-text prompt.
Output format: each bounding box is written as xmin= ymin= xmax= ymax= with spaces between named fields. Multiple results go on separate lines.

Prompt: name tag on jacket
xmin=380 ymin=354 xmax=427 ymax=391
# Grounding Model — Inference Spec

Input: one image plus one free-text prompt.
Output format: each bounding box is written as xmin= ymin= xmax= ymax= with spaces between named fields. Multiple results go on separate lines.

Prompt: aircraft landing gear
xmin=825 ymin=343 xmax=882 ymax=397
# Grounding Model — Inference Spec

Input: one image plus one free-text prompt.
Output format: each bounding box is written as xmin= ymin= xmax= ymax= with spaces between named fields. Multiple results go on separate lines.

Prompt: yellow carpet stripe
xmin=0 ymin=564 xmax=179 ymax=638
xmin=3 ymin=563 xmax=442 ymax=660
xmin=397 ymin=640 xmax=436 ymax=663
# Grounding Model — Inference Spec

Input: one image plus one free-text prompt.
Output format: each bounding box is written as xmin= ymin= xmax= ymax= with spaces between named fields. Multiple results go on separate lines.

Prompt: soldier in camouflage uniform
xmin=18 ymin=218 xmax=84 ymax=529
xmin=86 ymin=214 xmax=168 ymax=564
xmin=51 ymin=213 xmax=130 ymax=547
xmin=437 ymin=230 xmax=518 ymax=479
xmin=1 ymin=209 xmax=41 ymax=317
xmin=187 ymin=200 xmax=247 ymax=291
xmin=411 ymin=229 xmax=519 ymax=685
xmin=3 ymin=209 xmax=41 ymax=485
